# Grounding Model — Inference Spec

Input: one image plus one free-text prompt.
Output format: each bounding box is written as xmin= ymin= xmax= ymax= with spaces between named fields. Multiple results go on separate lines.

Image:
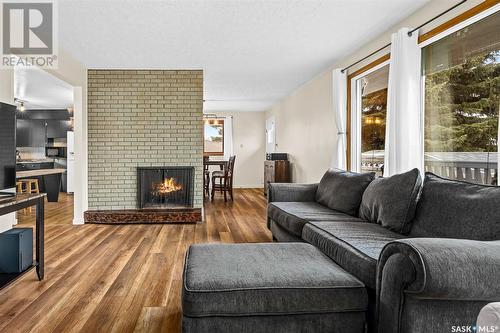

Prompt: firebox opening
xmin=138 ymin=167 xmax=194 ymax=209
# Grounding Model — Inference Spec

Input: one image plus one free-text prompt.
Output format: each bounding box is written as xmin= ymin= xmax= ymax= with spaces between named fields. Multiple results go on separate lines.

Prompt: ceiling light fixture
xmin=14 ymin=98 xmax=27 ymax=111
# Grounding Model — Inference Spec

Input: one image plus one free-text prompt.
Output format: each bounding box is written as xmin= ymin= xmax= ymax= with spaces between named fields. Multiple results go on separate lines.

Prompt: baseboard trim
xmin=73 ymin=217 xmax=85 ymax=225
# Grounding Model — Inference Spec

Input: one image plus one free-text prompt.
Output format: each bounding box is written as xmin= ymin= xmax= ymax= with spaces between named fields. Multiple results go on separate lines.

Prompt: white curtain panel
xmin=497 ymin=105 xmax=500 ymax=185
xmin=384 ymin=28 xmax=423 ymax=177
xmin=223 ymin=116 xmax=234 ymax=158
xmin=332 ymin=68 xmax=347 ymax=170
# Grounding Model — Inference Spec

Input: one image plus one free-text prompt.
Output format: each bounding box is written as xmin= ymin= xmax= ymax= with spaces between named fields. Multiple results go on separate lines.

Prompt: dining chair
xmin=211 ymin=155 xmax=236 ymax=202
xmin=203 ymin=156 xmax=210 ymax=197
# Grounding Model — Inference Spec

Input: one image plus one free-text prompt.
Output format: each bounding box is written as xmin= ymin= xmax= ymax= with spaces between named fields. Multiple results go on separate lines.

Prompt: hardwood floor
xmin=0 ymin=189 xmax=271 ymax=333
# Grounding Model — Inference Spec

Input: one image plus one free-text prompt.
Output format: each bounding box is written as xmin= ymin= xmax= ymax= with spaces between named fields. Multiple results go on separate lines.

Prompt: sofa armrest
xmin=267 ymin=183 xmax=318 ymax=202
xmin=379 ymin=238 xmax=500 ymax=300
xmin=376 ymin=238 xmax=500 ymax=333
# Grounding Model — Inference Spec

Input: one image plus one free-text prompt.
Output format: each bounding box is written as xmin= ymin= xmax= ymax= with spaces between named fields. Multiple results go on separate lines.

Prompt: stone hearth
xmin=84 ymin=208 xmax=202 ymax=224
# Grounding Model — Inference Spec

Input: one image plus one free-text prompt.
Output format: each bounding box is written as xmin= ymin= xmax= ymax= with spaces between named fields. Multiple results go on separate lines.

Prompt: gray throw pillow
xmin=359 ymin=168 xmax=422 ymax=234
xmin=409 ymin=173 xmax=500 ymax=240
xmin=315 ymin=169 xmax=375 ymax=216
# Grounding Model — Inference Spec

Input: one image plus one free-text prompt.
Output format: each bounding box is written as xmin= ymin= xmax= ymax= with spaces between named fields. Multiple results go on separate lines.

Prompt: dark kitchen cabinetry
xmin=15 ymin=119 xmax=31 ymax=147
xmin=16 ymin=109 xmax=72 ymax=148
xmin=16 ymin=119 xmax=70 ymax=147
xmin=16 ymin=162 xmax=54 ymax=171
xmin=32 ymin=120 xmax=47 ymax=145
xmin=46 ymin=120 xmax=70 ymax=139
xmin=16 ymin=119 xmax=47 ymax=147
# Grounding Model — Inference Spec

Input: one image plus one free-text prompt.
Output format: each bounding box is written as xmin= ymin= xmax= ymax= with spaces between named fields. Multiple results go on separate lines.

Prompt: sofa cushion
xmin=409 ymin=173 xmax=500 ymax=240
xmin=359 ymin=168 xmax=422 ymax=234
xmin=269 ymin=219 xmax=305 ymax=242
xmin=302 ymin=221 xmax=404 ymax=289
xmin=183 ymin=243 xmax=368 ymax=317
xmin=316 ymin=169 xmax=375 ymax=216
xmin=268 ymin=201 xmax=364 ymax=237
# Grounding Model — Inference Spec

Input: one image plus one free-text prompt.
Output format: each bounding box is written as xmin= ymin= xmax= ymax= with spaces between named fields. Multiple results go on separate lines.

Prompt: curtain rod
xmin=341 ymin=0 xmax=468 ymax=73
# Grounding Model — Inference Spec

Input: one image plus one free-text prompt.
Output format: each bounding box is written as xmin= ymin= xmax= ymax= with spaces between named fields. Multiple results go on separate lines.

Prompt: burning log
xmin=152 ymin=177 xmax=183 ymax=195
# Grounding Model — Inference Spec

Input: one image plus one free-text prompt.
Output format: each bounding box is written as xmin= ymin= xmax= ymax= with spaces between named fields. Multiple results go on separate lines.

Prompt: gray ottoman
xmin=182 ymin=243 xmax=367 ymax=333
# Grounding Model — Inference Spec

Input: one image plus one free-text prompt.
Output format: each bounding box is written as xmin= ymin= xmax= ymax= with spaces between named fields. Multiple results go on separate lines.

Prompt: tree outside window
xmin=204 ymin=119 xmax=224 ymax=155
xmin=423 ymin=10 xmax=500 ymax=185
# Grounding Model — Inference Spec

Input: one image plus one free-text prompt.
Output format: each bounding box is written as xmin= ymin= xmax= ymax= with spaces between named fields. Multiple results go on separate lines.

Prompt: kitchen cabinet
xmin=16 ymin=162 xmax=55 ymax=171
xmin=32 ymin=120 xmax=47 ymax=146
xmin=16 ymin=119 xmax=70 ymax=147
xmin=16 ymin=119 xmax=31 ymax=147
xmin=46 ymin=120 xmax=70 ymax=139
xmin=16 ymin=119 xmax=46 ymax=147
xmin=16 ymin=109 xmax=72 ymax=147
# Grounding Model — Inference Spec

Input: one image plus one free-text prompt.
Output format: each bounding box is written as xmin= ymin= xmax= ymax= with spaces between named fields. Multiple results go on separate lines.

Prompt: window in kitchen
xmin=422 ymin=9 xmax=500 ymax=185
xmin=203 ymin=119 xmax=224 ymax=156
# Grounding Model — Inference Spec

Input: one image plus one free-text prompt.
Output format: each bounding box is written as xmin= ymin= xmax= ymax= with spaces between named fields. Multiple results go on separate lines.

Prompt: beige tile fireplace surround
xmin=87 ymin=70 xmax=204 ymax=212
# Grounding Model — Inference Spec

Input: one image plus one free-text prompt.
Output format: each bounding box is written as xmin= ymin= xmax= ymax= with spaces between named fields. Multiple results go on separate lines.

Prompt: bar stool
xmin=21 ymin=179 xmax=40 ymax=194
xmin=16 ymin=181 xmax=23 ymax=194
xmin=20 ymin=178 xmax=40 ymax=213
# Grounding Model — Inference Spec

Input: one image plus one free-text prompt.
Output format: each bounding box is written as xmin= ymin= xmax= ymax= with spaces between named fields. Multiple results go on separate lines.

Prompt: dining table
xmin=203 ymin=156 xmax=228 ymax=170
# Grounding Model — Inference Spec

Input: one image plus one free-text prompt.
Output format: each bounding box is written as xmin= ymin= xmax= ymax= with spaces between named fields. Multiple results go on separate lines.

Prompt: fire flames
xmin=152 ymin=178 xmax=182 ymax=195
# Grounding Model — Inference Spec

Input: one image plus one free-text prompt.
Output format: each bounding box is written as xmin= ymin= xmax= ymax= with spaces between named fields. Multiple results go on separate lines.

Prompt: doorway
xmin=266 ymin=116 xmax=276 ymax=153
xmin=13 ymin=67 xmax=76 ymax=225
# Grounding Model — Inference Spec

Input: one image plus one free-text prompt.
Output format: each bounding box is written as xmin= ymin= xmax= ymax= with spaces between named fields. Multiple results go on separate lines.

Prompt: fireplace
xmin=84 ymin=166 xmax=201 ymax=224
xmin=137 ymin=167 xmax=194 ymax=209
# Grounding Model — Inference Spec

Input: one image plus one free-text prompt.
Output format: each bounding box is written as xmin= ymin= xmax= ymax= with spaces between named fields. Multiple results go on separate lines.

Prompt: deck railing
xmin=361 ymin=150 xmax=498 ymax=185
xmin=424 ymin=161 xmax=498 ymax=185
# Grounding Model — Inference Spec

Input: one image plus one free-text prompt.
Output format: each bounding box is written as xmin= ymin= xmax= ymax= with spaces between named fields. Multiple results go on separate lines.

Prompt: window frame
xmin=418 ymin=1 xmax=500 ymax=46
xmin=203 ymin=119 xmax=225 ymax=156
xmin=347 ymin=55 xmax=390 ymax=171
xmin=418 ymin=4 xmax=500 ymax=181
xmin=345 ymin=1 xmax=500 ymax=172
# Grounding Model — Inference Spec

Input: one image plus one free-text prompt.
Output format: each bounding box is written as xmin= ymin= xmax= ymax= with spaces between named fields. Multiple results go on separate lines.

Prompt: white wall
xmin=266 ymin=0 xmax=484 ymax=183
xmin=0 ymin=69 xmax=13 ymax=103
xmin=212 ymin=111 xmax=266 ymax=188
xmin=47 ymin=50 xmax=88 ymax=224
xmin=267 ymin=71 xmax=334 ymax=183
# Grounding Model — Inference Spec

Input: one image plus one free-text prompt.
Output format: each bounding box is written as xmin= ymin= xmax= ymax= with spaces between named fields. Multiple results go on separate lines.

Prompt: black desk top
xmin=0 ymin=193 xmax=46 ymax=210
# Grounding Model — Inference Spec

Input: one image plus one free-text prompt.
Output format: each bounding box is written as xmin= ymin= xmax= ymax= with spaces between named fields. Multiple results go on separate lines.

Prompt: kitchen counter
xmin=17 ymin=168 xmax=66 ymax=178
xmin=16 ymin=168 xmax=65 ymax=202
xmin=17 ymin=159 xmax=55 ymax=164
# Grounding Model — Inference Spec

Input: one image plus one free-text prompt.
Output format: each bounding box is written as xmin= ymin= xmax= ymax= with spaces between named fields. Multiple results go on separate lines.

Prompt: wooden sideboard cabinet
xmin=264 ymin=160 xmax=290 ymax=196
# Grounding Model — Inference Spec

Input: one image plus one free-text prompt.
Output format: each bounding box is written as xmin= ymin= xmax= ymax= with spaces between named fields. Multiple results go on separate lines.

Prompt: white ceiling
xmin=14 ymin=67 xmax=74 ymax=109
xmin=59 ymin=0 xmax=430 ymax=112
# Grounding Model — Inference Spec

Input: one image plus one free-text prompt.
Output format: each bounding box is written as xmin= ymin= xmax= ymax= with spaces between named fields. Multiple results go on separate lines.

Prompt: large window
xmin=422 ymin=10 xmax=500 ymax=185
xmin=204 ymin=119 xmax=224 ymax=155
xmin=352 ymin=64 xmax=389 ymax=176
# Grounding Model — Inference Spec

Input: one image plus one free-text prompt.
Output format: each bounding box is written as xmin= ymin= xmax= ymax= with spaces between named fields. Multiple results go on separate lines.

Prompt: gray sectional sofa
xmin=268 ymin=169 xmax=500 ymax=332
